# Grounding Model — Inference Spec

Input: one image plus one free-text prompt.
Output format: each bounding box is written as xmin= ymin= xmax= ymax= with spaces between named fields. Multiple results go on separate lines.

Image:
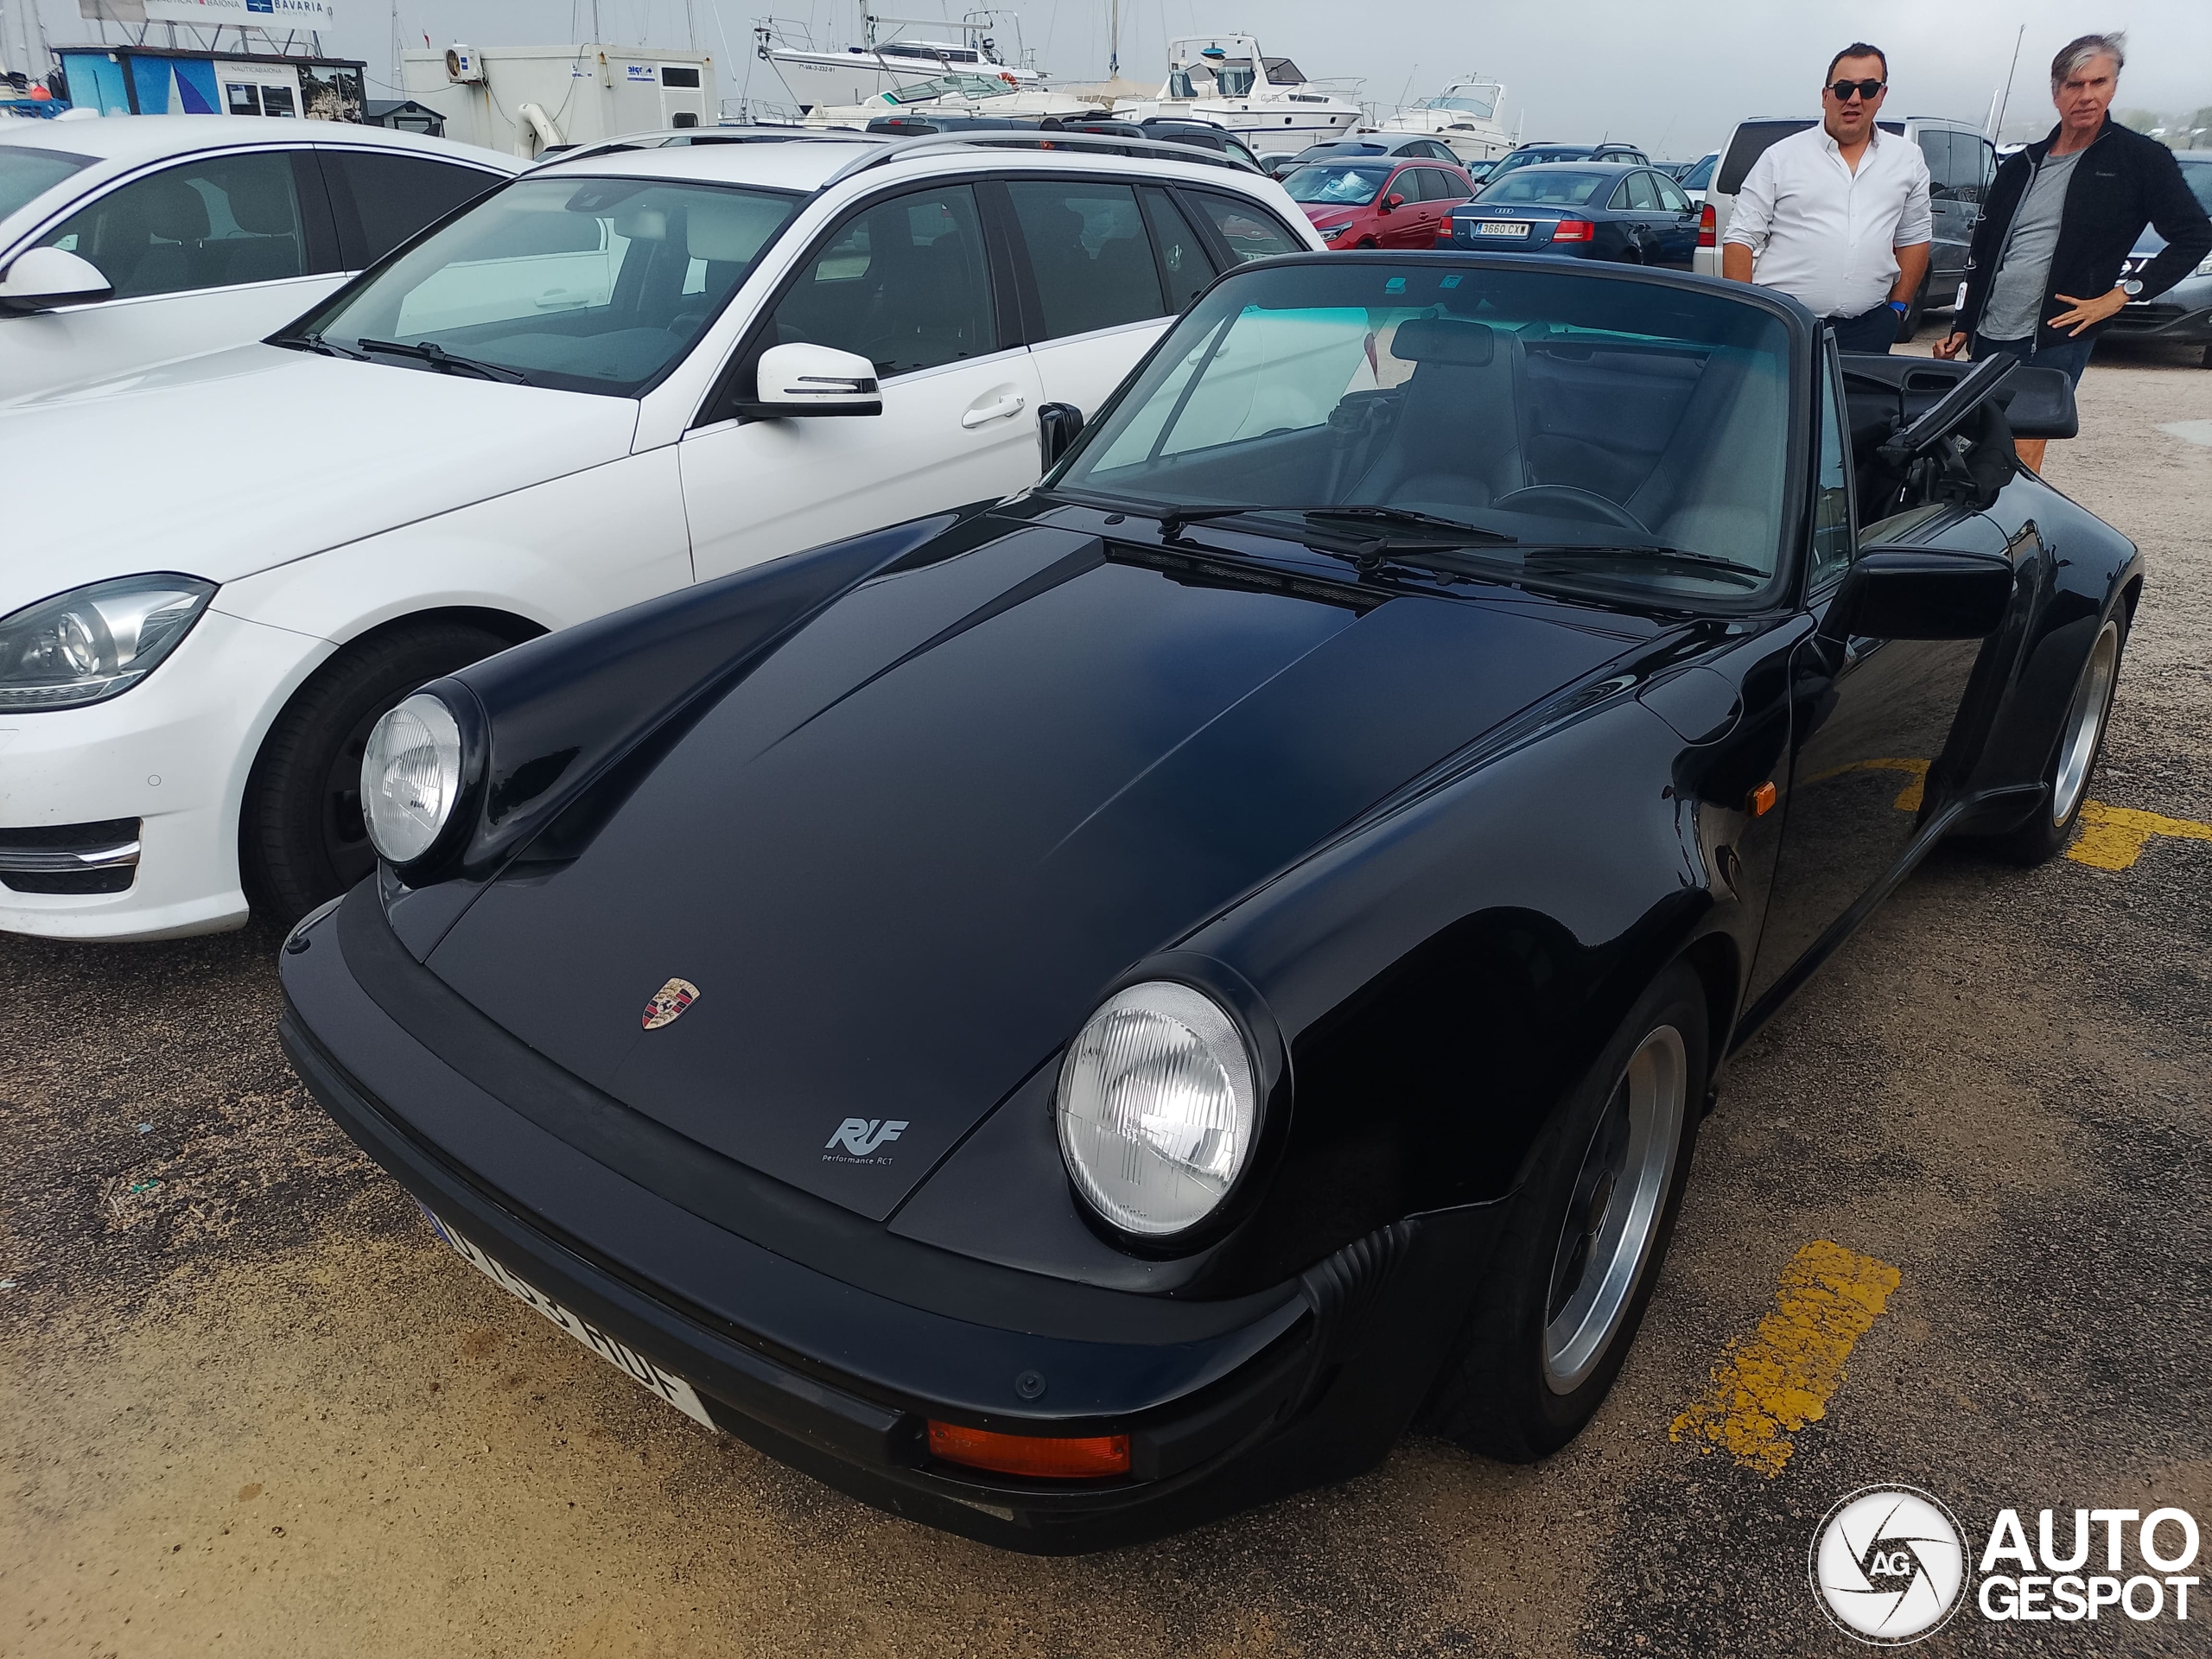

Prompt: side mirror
xmin=1038 ymin=401 xmax=1084 ymax=469
xmin=0 ymin=246 xmax=113 ymax=315
xmin=1825 ymin=547 xmax=2013 ymax=642
xmin=1382 ymin=193 xmax=1405 ymax=212
xmin=745 ymin=341 xmax=882 ymax=418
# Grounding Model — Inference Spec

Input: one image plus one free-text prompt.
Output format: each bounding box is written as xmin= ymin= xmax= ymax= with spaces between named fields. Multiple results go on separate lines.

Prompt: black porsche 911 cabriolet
xmin=280 ymin=252 xmax=2136 ymax=1553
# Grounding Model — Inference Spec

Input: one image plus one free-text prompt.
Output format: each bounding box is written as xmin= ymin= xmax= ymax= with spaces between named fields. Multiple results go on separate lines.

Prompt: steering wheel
xmin=1491 ymin=484 xmax=1650 ymax=534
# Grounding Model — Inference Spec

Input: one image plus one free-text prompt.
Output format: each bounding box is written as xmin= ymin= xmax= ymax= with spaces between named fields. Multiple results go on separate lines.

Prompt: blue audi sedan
xmin=1447 ymin=162 xmax=1700 ymax=267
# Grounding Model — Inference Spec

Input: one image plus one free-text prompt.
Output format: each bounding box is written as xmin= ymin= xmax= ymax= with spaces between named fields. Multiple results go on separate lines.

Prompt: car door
xmin=679 ymin=181 xmax=1045 ymax=584
xmin=1745 ymin=346 xmax=2001 ymax=1007
xmin=1376 ymin=165 xmax=1429 ymax=248
xmin=995 ymin=175 xmax=1178 ymax=422
xmin=10 ymin=147 xmax=344 ymax=399
xmin=1648 ymin=168 xmax=1700 ymax=266
xmin=1916 ymin=127 xmax=1964 ymax=290
xmin=1607 ymin=171 xmax=1660 ymax=263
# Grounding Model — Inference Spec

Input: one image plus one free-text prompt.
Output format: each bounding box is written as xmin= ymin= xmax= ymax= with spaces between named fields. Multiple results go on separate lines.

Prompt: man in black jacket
xmin=1935 ymin=32 xmax=2212 ymax=467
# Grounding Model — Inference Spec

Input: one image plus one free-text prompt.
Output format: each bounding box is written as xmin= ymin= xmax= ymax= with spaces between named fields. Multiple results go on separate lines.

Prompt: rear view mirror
xmin=0 ymin=246 xmax=113 ymax=314
xmin=1826 ymin=547 xmax=2013 ymax=642
xmin=746 ymin=342 xmax=882 ymax=418
xmin=1038 ymin=402 xmax=1084 ymax=469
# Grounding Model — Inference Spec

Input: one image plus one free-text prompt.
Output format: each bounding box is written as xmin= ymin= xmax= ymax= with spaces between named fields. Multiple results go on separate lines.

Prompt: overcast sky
xmin=29 ymin=0 xmax=2212 ymax=152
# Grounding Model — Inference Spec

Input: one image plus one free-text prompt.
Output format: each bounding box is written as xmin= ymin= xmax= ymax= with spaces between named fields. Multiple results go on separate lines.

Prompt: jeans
xmin=1826 ymin=302 xmax=1902 ymax=353
xmin=1971 ymin=331 xmax=2096 ymax=385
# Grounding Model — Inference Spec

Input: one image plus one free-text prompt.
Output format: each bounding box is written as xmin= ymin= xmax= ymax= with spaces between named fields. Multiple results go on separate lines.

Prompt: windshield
xmin=1054 ymin=261 xmax=1797 ymax=601
xmin=1284 ymin=163 xmax=1393 ymax=205
xmin=297 ymin=176 xmax=799 ymax=397
xmin=0 ymin=145 xmax=93 ymax=224
xmin=1681 ymin=154 xmax=1717 ymax=191
xmin=1476 ymin=169 xmax=1608 ymax=206
xmin=1420 ymin=90 xmax=1500 ymax=120
xmin=1486 ymin=149 xmax=1578 ymax=182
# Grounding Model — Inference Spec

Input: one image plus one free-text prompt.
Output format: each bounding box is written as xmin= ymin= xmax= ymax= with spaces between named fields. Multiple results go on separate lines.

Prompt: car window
xmin=1680 ymin=154 xmax=1716 ymax=192
xmin=1916 ymin=129 xmax=1955 ymax=197
xmin=1653 ymin=173 xmax=1690 ymax=213
xmin=1186 ymin=190 xmax=1303 ymax=262
xmin=1717 ymin=119 xmax=1816 ymax=196
xmin=321 ymin=149 xmax=502 ymax=266
xmin=1140 ymin=187 xmax=1217 ymax=311
xmin=1006 ymin=179 xmax=1163 ymax=340
xmin=1478 ymin=169 xmax=1608 ymax=207
xmin=1809 ymin=346 xmax=1853 ymax=590
xmin=766 ymin=184 xmax=995 ymax=376
xmin=1065 ymin=259 xmax=1796 ymax=599
xmin=1627 ymin=172 xmax=1663 ymax=212
xmin=304 ymin=175 xmax=799 ymax=396
xmin=1283 ymin=163 xmax=1392 ymax=206
xmin=2183 ymin=161 xmax=2212 ymax=214
xmin=40 ymin=150 xmax=306 ymax=299
xmin=1959 ymin=137 xmax=1996 ymax=203
xmin=0 ymin=145 xmax=93 ymax=223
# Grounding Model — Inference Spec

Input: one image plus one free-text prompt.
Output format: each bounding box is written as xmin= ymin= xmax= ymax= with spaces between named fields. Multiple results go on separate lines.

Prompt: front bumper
xmin=278 ymin=885 xmax=1499 ymax=1552
xmin=0 ymin=607 xmax=327 ymax=940
xmin=2103 ymin=297 xmax=2212 ymax=344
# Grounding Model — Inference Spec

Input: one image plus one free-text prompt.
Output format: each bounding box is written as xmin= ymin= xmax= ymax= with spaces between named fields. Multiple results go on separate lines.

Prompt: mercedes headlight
xmin=2197 ymin=251 xmax=2212 ymax=277
xmin=1056 ymin=982 xmax=1258 ymax=1238
xmin=361 ymin=692 xmax=464 ymax=864
xmin=0 ymin=575 xmax=215 ymax=711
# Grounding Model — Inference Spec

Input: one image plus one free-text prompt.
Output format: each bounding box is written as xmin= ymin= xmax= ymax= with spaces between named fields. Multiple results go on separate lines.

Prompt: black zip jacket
xmin=1956 ymin=117 xmax=2212 ymax=343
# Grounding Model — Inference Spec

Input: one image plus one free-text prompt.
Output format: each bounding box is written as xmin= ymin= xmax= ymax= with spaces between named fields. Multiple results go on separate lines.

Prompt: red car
xmin=1283 ymin=156 xmax=1477 ymax=249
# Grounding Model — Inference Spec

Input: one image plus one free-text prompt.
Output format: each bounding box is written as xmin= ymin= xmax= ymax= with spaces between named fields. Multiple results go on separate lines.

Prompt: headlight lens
xmin=361 ymin=692 xmax=464 ymax=864
xmin=0 ymin=575 xmax=215 ymax=711
xmin=2196 ymin=251 xmax=2212 ymax=277
xmin=1056 ymin=981 xmax=1257 ymax=1237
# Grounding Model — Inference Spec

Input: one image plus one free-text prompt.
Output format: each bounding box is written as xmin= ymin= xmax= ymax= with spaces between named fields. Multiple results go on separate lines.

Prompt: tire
xmin=1895 ymin=272 xmax=1929 ymax=342
xmin=1987 ymin=610 xmax=2128 ymax=865
xmin=241 ymin=620 xmax=512 ymax=925
xmin=1422 ymin=962 xmax=1710 ymax=1462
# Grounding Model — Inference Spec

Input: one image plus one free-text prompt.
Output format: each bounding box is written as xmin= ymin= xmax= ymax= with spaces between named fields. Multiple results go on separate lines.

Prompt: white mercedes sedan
xmin=0 ymin=130 xmax=1319 ymax=940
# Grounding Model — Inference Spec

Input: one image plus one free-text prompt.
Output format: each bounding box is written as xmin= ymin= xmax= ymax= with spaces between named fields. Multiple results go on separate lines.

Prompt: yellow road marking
xmin=1669 ymin=1240 xmax=1901 ymax=1477
xmin=2066 ymin=800 xmax=2212 ymax=871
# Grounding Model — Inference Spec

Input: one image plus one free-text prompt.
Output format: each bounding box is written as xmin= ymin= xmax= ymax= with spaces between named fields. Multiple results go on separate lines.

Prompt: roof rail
xmin=535 ymin=125 xmax=887 ymax=169
xmin=814 ymin=128 xmax=1254 ymax=191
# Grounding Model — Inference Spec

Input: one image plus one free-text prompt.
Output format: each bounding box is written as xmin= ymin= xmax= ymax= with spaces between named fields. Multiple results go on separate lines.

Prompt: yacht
xmin=1376 ymin=76 xmax=1516 ymax=162
xmin=798 ymin=71 xmax=1095 ymax=129
xmin=1113 ymin=35 xmax=1361 ymax=154
xmin=756 ymin=10 xmax=1042 ymax=111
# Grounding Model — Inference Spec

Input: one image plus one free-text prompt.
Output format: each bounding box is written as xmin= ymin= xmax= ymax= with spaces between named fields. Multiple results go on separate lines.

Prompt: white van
xmin=1693 ymin=115 xmax=1996 ymax=337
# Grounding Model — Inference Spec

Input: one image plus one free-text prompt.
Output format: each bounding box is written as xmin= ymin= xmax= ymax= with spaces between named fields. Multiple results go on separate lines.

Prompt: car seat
xmin=212 ymin=162 xmax=303 ymax=286
xmin=1621 ymin=346 xmax=1788 ymax=567
xmin=87 ymin=174 xmax=212 ymax=298
xmin=1345 ymin=317 xmax=1531 ymax=514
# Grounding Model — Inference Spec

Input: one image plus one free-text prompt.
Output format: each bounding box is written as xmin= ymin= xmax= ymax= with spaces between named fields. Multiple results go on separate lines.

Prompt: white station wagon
xmin=0 ymin=130 xmax=1319 ymax=939
xmin=0 ymin=114 xmax=519 ymax=402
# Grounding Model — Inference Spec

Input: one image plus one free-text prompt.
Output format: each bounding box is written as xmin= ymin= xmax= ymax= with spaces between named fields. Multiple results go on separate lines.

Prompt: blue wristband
xmin=1889 ymin=301 xmax=1910 ymax=314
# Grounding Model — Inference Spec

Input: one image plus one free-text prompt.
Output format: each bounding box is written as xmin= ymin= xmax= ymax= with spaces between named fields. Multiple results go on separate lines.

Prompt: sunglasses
xmin=1827 ymin=78 xmax=1887 ymax=102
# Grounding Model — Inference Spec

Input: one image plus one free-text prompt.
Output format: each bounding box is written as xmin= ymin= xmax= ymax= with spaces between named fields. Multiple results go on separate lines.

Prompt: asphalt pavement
xmin=3 ymin=324 xmax=2209 ymax=1658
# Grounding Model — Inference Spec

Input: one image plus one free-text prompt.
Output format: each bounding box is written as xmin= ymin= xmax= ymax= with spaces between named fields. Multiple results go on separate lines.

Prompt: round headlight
xmin=361 ymin=692 xmax=464 ymax=864
xmin=1056 ymin=981 xmax=1258 ymax=1238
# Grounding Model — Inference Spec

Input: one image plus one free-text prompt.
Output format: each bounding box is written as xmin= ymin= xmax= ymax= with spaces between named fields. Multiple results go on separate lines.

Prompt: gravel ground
xmin=3 ymin=327 xmax=2209 ymax=1658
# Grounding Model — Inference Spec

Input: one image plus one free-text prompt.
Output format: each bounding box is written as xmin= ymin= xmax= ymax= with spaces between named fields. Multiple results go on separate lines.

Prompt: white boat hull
xmin=1110 ymin=97 xmax=1359 ymax=153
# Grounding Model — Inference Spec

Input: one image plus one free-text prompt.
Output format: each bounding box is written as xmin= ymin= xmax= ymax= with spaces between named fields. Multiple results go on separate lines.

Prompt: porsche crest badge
xmin=642 ymin=977 xmax=701 ymax=1031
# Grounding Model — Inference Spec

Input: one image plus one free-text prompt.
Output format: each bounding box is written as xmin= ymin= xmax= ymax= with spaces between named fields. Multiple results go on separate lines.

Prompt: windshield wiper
xmin=1150 ymin=503 xmax=1516 ymax=545
xmin=1520 ymin=545 xmax=1770 ymax=588
xmin=355 ymin=338 xmax=532 ymax=385
xmin=280 ymin=330 xmax=368 ymax=361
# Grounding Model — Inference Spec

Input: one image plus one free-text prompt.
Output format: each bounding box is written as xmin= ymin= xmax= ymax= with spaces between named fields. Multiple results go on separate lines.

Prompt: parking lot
xmin=3 ymin=326 xmax=2209 ymax=1657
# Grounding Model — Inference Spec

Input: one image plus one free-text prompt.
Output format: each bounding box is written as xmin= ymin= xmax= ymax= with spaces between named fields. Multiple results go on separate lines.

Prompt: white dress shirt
xmin=1723 ymin=124 xmax=1933 ymax=318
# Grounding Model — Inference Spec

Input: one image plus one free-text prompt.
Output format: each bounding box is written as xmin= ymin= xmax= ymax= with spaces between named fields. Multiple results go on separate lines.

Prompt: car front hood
xmin=0 ymin=346 xmax=638 ymax=617
xmin=423 ymin=520 xmax=1647 ymax=1221
xmin=1300 ymin=205 xmax=1363 ymax=228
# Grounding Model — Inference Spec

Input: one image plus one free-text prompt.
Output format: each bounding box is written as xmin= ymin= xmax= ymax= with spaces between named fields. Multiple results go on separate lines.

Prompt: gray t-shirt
xmin=1980 ymin=147 xmax=2086 ymax=340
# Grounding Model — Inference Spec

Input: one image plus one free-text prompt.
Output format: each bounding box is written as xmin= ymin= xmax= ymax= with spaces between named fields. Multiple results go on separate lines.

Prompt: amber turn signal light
xmin=926 ymin=1421 xmax=1131 ymax=1479
xmin=1749 ymin=781 xmax=1777 ymax=817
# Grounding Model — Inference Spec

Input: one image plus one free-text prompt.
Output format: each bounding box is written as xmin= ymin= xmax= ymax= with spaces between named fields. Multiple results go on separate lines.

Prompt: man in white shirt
xmin=1721 ymin=43 xmax=1933 ymax=353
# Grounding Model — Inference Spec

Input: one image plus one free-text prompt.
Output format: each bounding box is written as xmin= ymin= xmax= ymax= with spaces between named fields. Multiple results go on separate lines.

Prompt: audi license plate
xmin=1476 ymin=220 xmax=1530 ymax=238
xmin=422 ymin=1207 xmax=717 ymax=1430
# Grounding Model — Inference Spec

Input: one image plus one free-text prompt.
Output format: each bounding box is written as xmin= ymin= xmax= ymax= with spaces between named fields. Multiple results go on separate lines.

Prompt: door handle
xmin=962 ymin=394 xmax=1026 ymax=429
